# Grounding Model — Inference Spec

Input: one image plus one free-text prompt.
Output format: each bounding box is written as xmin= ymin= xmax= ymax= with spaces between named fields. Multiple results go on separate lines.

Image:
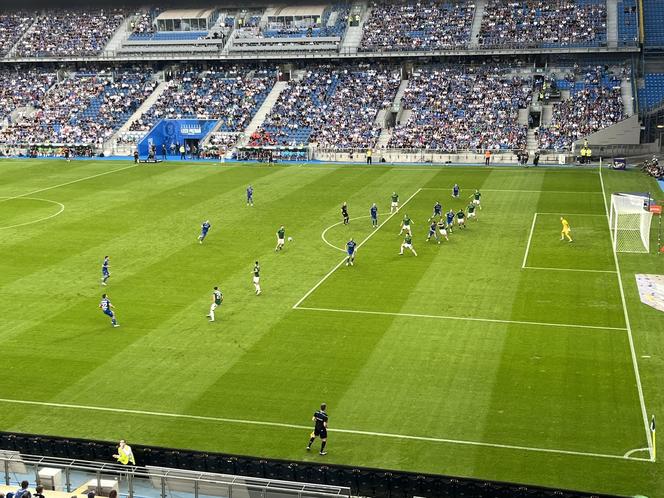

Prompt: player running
xmin=198 ymin=220 xmax=211 ymax=244
xmin=207 ymin=286 xmax=223 ymax=322
xmin=252 ymin=261 xmax=261 ymax=295
xmin=99 ymin=294 xmax=119 ymax=327
xmin=390 ymin=192 xmax=399 ymax=213
xmin=399 ymin=234 xmax=418 ymax=256
xmin=370 ymin=203 xmax=378 ymax=228
xmin=560 ymin=217 xmax=573 ymax=242
xmin=306 ymin=403 xmax=329 ymax=455
xmin=452 ymin=183 xmax=460 ymax=198
xmin=426 ymin=220 xmax=440 ymax=244
xmin=246 ymin=185 xmax=254 ymax=206
xmin=446 ymin=209 xmax=455 ymax=232
xmin=101 ymin=256 xmax=110 ymax=286
xmin=437 ymin=218 xmax=449 ymax=241
xmin=470 ymin=189 xmax=482 ymax=209
xmin=432 ymin=201 xmax=442 ymax=219
xmin=399 ymin=214 xmax=413 ymax=235
xmin=275 ymin=226 xmax=286 ymax=251
xmin=467 ymin=202 xmax=477 ymax=221
xmin=456 ymin=208 xmax=466 ymax=229
xmin=346 ymin=238 xmax=357 ymax=266
xmin=341 ymin=202 xmax=349 ymax=225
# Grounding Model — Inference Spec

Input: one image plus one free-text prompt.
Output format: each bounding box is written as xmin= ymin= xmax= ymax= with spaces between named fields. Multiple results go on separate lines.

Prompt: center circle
xmin=0 ymin=197 xmax=65 ymax=230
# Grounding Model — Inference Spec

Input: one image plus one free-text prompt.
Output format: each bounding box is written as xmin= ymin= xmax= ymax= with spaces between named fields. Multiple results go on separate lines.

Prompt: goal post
xmin=609 ymin=193 xmax=654 ymax=253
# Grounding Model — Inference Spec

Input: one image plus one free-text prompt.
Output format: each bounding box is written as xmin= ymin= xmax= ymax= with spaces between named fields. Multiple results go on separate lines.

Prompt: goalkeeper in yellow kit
xmin=560 ymin=217 xmax=573 ymax=242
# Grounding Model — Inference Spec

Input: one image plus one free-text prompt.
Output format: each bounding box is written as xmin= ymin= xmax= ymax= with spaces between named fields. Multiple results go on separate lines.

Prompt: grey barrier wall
xmin=0 ymin=432 xmax=626 ymax=498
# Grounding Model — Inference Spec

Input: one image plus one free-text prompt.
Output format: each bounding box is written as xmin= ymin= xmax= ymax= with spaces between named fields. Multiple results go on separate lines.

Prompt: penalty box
xmin=296 ymin=188 xmax=626 ymax=332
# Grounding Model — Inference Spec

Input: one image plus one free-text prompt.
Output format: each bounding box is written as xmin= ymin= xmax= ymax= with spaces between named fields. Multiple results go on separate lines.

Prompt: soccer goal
xmin=609 ymin=193 xmax=654 ymax=253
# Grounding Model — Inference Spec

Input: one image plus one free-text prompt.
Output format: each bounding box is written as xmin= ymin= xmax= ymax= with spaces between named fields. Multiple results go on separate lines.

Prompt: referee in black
xmin=306 ymin=403 xmax=328 ymax=455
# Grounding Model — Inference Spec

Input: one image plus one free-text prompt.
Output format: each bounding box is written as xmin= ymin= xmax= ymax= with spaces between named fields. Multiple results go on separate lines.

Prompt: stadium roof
xmin=156 ymin=8 xmax=216 ymax=20
xmin=270 ymin=5 xmax=327 ymax=17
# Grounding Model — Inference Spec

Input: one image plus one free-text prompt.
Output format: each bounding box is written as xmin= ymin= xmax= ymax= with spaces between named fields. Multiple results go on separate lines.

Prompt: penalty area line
xmin=0 ymin=398 xmax=643 ymax=462
xmin=294 ymin=306 xmax=627 ymax=331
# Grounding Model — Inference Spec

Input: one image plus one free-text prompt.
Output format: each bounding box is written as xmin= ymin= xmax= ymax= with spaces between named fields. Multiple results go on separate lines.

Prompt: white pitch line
xmin=0 ymin=163 xmax=136 ymax=204
xmin=293 ymin=189 xmax=422 ymax=309
xmin=419 ymin=188 xmax=604 ymax=194
xmin=537 ymin=212 xmax=607 ymax=217
xmin=523 ymin=266 xmax=617 ymax=274
xmin=522 ymin=213 xmax=537 ymax=268
xmin=294 ymin=306 xmax=627 ymax=332
xmin=320 ymin=214 xmax=388 ymax=253
xmin=0 ymin=398 xmax=644 ymax=462
xmin=0 ymin=197 xmax=65 ymax=230
xmin=598 ymin=164 xmax=653 ymax=461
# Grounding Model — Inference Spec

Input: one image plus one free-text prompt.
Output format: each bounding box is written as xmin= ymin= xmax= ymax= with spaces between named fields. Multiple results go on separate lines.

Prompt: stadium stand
xmin=257 ymin=65 xmax=399 ymax=148
xmin=128 ymin=67 xmax=273 ymax=133
xmin=14 ymin=9 xmax=126 ymax=57
xmin=539 ymin=66 xmax=624 ymax=150
xmin=642 ymin=0 xmax=664 ymax=47
xmin=388 ymin=66 xmax=532 ymax=150
xmin=359 ymin=0 xmax=474 ymax=51
xmin=0 ymin=70 xmax=157 ymax=145
xmin=477 ymin=0 xmax=607 ymax=48
xmin=638 ymin=73 xmax=664 ymax=110
xmin=0 ymin=12 xmax=34 ymax=56
xmin=617 ymin=0 xmax=639 ymax=46
xmin=0 ymin=69 xmax=56 ymax=120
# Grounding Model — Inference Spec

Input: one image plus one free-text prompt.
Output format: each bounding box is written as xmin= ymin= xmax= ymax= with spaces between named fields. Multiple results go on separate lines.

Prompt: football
xmin=287 ymin=237 xmax=293 ymax=241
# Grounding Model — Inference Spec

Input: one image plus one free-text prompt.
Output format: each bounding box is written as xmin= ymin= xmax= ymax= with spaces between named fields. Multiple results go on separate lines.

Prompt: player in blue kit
xmin=446 ymin=209 xmax=455 ymax=232
xmin=370 ymin=203 xmax=378 ymax=228
xmin=452 ymin=184 xmax=460 ymax=198
xmin=346 ymin=238 xmax=357 ymax=266
xmin=99 ymin=294 xmax=119 ymax=327
xmin=246 ymin=185 xmax=254 ymax=206
xmin=432 ymin=201 xmax=442 ymax=219
xmin=101 ymin=256 xmax=110 ymax=286
xmin=198 ymin=220 xmax=211 ymax=244
xmin=426 ymin=221 xmax=440 ymax=244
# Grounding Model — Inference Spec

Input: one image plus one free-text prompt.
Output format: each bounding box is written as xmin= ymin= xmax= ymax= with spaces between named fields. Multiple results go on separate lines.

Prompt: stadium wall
xmin=0 ymin=431 xmax=626 ymax=498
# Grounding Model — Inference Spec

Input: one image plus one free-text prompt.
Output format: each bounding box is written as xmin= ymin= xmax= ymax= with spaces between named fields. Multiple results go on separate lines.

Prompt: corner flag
xmin=651 ymin=415 xmax=656 ymax=461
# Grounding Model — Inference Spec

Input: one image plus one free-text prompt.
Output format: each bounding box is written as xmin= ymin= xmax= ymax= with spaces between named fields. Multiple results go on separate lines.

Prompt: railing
xmin=0 ymin=452 xmax=351 ymax=498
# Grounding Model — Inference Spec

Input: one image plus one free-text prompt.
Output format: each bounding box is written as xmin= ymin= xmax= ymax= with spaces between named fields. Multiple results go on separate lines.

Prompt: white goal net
xmin=609 ymin=193 xmax=653 ymax=253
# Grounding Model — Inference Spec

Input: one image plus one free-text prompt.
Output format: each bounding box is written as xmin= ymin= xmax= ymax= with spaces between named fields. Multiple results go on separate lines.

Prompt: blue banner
xmin=138 ymin=119 xmax=219 ymax=156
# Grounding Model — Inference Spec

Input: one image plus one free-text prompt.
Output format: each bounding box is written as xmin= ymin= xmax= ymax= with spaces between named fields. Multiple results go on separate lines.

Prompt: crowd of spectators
xmin=0 ymin=69 xmax=56 ymax=120
xmin=15 ymin=9 xmax=126 ymax=57
xmin=0 ymin=12 xmax=34 ymax=56
xmin=130 ymin=12 xmax=155 ymax=34
xmin=359 ymin=1 xmax=474 ymax=51
xmin=538 ymin=66 xmax=624 ymax=150
xmin=0 ymin=70 xmax=157 ymax=146
xmin=310 ymin=66 xmax=400 ymax=148
xmin=128 ymin=67 xmax=272 ymax=133
xmin=389 ymin=66 xmax=532 ymax=150
xmin=259 ymin=66 xmax=399 ymax=148
xmin=478 ymin=0 xmax=607 ymax=48
xmin=641 ymin=156 xmax=663 ymax=179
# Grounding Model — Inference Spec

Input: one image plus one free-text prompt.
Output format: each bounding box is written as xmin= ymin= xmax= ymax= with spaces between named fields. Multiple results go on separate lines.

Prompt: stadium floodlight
xmin=609 ymin=193 xmax=654 ymax=253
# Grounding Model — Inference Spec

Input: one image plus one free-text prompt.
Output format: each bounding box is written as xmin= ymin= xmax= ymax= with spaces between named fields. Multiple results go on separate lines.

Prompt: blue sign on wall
xmin=138 ymin=119 xmax=219 ymax=156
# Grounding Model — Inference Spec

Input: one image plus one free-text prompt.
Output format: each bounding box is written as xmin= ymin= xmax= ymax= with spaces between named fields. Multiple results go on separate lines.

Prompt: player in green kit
xmin=399 ymin=234 xmax=417 ymax=256
xmin=469 ymin=189 xmax=482 ymax=210
xmin=275 ymin=226 xmax=286 ymax=251
xmin=252 ymin=261 xmax=261 ymax=295
xmin=399 ymin=214 xmax=412 ymax=235
xmin=456 ymin=208 xmax=466 ymax=229
xmin=390 ymin=192 xmax=399 ymax=213
xmin=467 ymin=202 xmax=477 ymax=221
xmin=207 ymin=286 xmax=223 ymax=322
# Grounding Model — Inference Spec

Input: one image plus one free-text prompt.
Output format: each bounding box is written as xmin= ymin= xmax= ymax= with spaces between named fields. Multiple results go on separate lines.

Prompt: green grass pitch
xmin=0 ymin=159 xmax=662 ymax=496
